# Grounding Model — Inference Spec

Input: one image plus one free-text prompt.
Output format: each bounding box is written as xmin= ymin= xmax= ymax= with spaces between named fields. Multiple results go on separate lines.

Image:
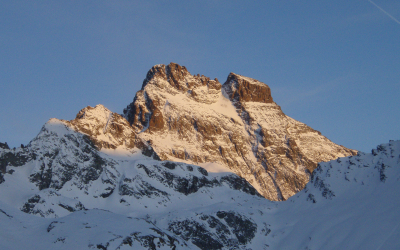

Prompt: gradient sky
xmin=1 ymin=0 xmax=399 ymax=153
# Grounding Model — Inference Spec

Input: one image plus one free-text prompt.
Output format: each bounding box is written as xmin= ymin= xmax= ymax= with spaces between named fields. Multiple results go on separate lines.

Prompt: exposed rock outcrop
xmin=224 ymin=72 xmax=273 ymax=104
xmin=0 ymin=142 xmax=9 ymax=150
xmin=69 ymin=104 xmax=136 ymax=150
xmin=66 ymin=104 xmax=160 ymax=159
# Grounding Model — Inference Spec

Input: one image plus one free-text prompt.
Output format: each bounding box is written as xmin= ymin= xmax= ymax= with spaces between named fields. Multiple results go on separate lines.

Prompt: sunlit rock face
xmin=123 ymin=62 xmax=357 ymax=200
xmin=66 ymin=104 xmax=159 ymax=159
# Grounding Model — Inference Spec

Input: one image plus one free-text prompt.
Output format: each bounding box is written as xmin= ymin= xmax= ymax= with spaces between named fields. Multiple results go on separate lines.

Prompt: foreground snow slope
xmin=1 ymin=121 xmax=399 ymax=249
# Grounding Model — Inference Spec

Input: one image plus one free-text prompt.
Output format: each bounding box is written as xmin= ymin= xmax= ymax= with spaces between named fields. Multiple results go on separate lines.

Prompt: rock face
xmin=70 ymin=105 xmax=137 ymax=150
xmin=123 ymin=62 xmax=356 ymax=200
xmin=224 ymin=72 xmax=273 ymax=104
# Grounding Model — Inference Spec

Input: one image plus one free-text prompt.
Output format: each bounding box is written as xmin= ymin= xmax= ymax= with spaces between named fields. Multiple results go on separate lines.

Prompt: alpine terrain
xmin=123 ymin=63 xmax=356 ymax=200
xmin=1 ymin=63 xmax=397 ymax=249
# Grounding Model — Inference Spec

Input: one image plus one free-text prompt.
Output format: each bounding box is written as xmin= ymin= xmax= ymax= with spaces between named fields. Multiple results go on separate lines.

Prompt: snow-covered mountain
xmin=123 ymin=63 xmax=356 ymax=200
xmin=4 ymin=62 xmax=354 ymax=202
xmin=2 ymin=62 xmax=396 ymax=249
xmin=0 ymin=116 xmax=270 ymax=249
xmin=1 ymin=118 xmax=399 ymax=249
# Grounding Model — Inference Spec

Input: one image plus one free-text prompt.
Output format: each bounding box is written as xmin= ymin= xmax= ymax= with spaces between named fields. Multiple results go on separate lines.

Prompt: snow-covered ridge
xmin=266 ymin=140 xmax=400 ymax=249
xmin=0 ymin=115 xmax=261 ymax=216
xmin=301 ymin=140 xmax=400 ymax=203
xmin=0 ymin=115 xmax=271 ymax=249
xmin=38 ymin=104 xmax=159 ymax=160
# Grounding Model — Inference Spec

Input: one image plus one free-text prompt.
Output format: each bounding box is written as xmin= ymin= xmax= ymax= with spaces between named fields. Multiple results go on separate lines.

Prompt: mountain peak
xmin=141 ymin=62 xmax=220 ymax=92
xmin=122 ymin=63 xmax=356 ymax=200
xmin=75 ymin=104 xmax=112 ymax=121
xmin=141 ymin=62 xmax=189 ymax=89
xmin=123 ymin=62 xmax=222 ymax=132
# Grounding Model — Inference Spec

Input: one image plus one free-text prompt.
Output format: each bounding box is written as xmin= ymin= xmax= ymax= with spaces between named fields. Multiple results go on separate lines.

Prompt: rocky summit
xmin=123 ymin=62 xmax=356 ymax=200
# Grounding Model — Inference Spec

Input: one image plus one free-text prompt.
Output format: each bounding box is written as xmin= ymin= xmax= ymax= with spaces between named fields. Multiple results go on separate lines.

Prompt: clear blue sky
xmin=1 ymin=0 xmax=399 ymax=153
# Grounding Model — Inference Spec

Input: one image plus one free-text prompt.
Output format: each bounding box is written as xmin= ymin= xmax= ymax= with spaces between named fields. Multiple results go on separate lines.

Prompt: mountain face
xmin=122 ymin=62 xmax=356 ymax=200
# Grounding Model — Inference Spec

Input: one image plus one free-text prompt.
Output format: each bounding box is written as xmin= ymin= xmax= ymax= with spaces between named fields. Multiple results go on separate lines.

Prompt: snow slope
xmin=266 ymin=140 xmax=400 ymax=249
